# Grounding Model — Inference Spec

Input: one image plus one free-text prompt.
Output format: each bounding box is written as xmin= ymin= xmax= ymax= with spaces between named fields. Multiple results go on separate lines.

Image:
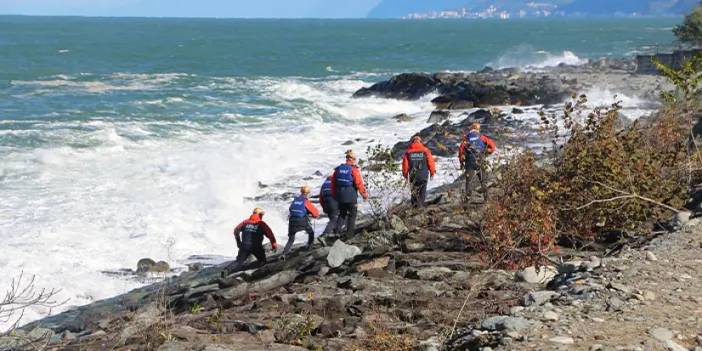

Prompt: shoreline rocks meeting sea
xmin=3 ymin=57 xmax=702 ymax=351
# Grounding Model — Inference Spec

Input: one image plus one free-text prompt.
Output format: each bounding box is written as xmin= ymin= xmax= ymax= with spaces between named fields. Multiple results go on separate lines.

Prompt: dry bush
xmin=551 ymin=101 xmax=688 ymax=240
xmin=481 ymin=95 xmax=691 ymax=267
xmin=480 ymin=152 xmax=557 ymax=269
xmin=344 ymin=322 xmax=415 ymax=351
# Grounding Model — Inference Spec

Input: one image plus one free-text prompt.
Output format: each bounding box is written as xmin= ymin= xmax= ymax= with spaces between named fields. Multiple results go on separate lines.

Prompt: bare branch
xmin=1 ymin=271 xmax=67 ymax=336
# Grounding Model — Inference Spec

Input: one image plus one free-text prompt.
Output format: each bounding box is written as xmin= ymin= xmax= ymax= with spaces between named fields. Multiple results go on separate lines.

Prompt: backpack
xmin=289 ymin=196 xmax=307 ymax=218
xmin=464 ymin=131 xmax=487 ymax=155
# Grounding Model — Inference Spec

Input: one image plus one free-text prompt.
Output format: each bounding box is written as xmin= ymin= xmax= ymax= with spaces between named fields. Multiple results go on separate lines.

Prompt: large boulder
xmin=353 ymin=73 xmax=438 ymax=100
xmin=327 ymin=240 xmax=362 ymax=268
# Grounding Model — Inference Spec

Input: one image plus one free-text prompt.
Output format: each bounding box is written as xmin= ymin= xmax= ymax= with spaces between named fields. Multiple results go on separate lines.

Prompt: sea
xmin=0 ymin=16 xmax=679 ymax=327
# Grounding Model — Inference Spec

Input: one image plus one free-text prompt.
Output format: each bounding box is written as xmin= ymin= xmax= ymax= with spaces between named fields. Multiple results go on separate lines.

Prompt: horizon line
xmin=0 ymin=13 xmax=684 ymax=20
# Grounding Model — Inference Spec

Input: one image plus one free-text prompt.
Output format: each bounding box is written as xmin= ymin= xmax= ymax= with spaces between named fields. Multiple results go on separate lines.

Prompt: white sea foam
xmin=489 ymin=46 xmax=588 ymax=70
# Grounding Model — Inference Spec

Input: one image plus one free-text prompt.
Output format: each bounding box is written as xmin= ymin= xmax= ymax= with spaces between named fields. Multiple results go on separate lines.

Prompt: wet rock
xmin=353 ymin=73 xmax=438 ymax=100
xmin=480 ymin=316 xmax=538 ymax=332
xmin=512 ymin=108 xmax=525 ymax=114
xmin=516 ymin=266 xmax=557 ymax=284
xmin=523 ymin=291 xmax=559 ymax=306
xmin=468 ymin=109 xmax=493 ymax=122
xmin=392 ymin=113 xmax=414 ymax=122
xmin=427 ymin=110 xmax=451 ymax=124
xmin=327 ymin=240 xmax=362 ymax=268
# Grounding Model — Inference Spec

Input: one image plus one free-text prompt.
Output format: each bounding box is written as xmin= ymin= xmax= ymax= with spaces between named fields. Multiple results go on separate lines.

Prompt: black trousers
xmin=283 ymin=217 xmax=315 ymax=254
xmin=225 ymin=244 xmax=266 ymax=274
xmin=465 ymin=166 xmax=488 ymax=201
xmin=410 ymin=178 xmax=428 ymax=208
xmin=338 ymin=202 xmax=358 ymax=237
xmin=322 ymin=197 xmax=339 ymax=235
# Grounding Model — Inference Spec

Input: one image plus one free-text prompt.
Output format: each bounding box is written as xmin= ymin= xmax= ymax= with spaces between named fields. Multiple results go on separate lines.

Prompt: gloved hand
xmin=271 ymin=242 xmax=278 ymax=251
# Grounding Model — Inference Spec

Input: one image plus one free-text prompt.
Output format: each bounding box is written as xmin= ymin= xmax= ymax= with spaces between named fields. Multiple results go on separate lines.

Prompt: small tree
xmin=359 ymin=144 xmax=405 ymax=224
xmin=674 ymin=2 xmax=702 ymax=47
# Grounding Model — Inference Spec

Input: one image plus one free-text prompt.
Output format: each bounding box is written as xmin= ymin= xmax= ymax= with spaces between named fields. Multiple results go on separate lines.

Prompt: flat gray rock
xmin=327 ymin=240 xmax=362 ymax=268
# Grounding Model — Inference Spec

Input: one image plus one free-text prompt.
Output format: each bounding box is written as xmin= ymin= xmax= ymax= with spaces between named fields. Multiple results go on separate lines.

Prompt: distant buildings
xmin=401 ymin=2 xmax=564 ymax=20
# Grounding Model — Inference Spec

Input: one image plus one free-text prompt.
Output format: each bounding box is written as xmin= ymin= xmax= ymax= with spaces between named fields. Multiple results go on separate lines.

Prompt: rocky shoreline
xmin=3 ymin=60 xmax=701 ymax=351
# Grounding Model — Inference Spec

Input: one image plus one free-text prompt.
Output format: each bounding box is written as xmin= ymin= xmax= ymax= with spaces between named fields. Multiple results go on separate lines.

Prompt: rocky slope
xmin=2 ymin=61 xmax=700 ymax=351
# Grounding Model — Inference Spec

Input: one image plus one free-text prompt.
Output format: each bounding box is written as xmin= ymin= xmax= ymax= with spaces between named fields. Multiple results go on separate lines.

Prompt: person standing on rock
xmin=282 ymin=185 xmax=321 ymax=255
xmin=459 ymin=122 xmax=496 ymax=203
xmin=320 ymin=175 xmax=344 ymax=235
xmin=330 ymin=150 xmax=369 ymax=237
xmin=402 ymin=135 xmax=436 ymax=207
xmin=224 ymin=207 xmax=278 ymax=275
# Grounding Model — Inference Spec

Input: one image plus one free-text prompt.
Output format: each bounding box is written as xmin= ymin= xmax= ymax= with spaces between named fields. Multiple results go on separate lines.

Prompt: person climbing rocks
xmin=402 ymin=135 xmax=436 ymax=207
xmin=320 ymin=175 xmax=344 ymax=235
xmin=282 ymin=185 xmax=321 ymax=255
xmin=223 ymin=207 xmax=277 ymax=275
xmin=330 ymin=150 xmax=368 ymax=237
xmin=458 ymin=122 xmax=496 ymax=203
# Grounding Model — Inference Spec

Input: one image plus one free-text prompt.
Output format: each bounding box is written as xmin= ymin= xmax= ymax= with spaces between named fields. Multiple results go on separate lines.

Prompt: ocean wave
xmin=488 ymin=46 xmax=588 ymax=70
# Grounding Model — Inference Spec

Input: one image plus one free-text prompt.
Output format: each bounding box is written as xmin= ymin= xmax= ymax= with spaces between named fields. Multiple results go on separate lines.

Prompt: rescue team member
xmin=330 ymin=150 xmax=368 ymax=237
xmin=282 ymin=185 xmax=321 ymax=255
xmin=223 ymin=208 xmax=278 ymax=275
xmin=402 ymin=135 xmax=436 ymax=207
xmin=320 ymin=175 xmax=344 ymax=235
xmin=458 ymin=122 xmax=496 ymax=202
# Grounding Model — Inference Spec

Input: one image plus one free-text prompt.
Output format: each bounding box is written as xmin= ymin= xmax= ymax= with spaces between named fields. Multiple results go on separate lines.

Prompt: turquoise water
xmin=0 ymin=16 xmax=679 ymax=328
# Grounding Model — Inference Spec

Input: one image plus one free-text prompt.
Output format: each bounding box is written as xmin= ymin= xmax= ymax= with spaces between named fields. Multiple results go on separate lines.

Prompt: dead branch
xmin=1 ymin=271 xmax=66 ymax=336
xmin=570 ymin=180 xmax=682 ymax=214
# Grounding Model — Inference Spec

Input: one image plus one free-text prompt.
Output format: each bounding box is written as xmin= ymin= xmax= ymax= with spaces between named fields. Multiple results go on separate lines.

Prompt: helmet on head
xmin=411 ymin=135 xmax=422 ymax=143
xmin=300 ymin=185 xmax=311 ymax=195
xmin=253 ymin=207 xmax=265 ymax=217
xmin=471 ymin=122 xmax=481 ymax=131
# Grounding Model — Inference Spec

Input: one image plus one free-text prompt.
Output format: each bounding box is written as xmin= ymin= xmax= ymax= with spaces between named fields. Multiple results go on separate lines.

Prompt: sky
xmin=0 ymin=0 xmax=383 ymax=18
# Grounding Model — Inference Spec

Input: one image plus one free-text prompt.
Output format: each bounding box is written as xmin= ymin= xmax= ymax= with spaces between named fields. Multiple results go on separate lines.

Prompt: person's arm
xmin=233 ymin=221 xmax=245 ymax=247
xmin=259 ymin=221 xmax=277 ymax=249
xmin=481 ymin=135 xmax=497 ymax=154
xmin=401 ymin=152 xmax=409 ymax=179
xmin=352 ymin=167 xmax=369 ymax=200
xmin=305 ymin=199 xmax=321 ymax=218
xmin=425 ymin=148 xmax=437 ymax=177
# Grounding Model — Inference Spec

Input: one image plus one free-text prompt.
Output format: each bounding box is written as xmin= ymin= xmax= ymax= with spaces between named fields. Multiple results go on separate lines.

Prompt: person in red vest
xmin=283 ymin=185 xmax=320 ymax=255
xmin=458 ymin=122 xmax=497 ymax=202
xmin=402 ymin=135 xmax=437 ymax=207
xmin=330 ymin=150 xmax=368 ymax=237
xmin=223 ymin=207 xmax=277 ymax=275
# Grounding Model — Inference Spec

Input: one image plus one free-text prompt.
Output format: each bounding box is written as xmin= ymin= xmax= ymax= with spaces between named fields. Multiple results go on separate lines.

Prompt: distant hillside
xmin=367 ymin=0 xmax=698 ymax=18
xmin=562 ymin=0 xmax=699 ymax=16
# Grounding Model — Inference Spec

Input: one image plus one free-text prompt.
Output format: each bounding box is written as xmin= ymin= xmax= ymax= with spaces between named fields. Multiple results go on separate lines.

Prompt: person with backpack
xmin=223 ymin=207 xmax=278 ymax=275
xmin=330 ymin=150 xmax=369 ymax=237
xmin=282 ymin=185 xmax=321 ymax=255
xmin=402 ymin=135 xmax=436 ymax=207
xmin=458 ymin=122 xmax=496 ymax=202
